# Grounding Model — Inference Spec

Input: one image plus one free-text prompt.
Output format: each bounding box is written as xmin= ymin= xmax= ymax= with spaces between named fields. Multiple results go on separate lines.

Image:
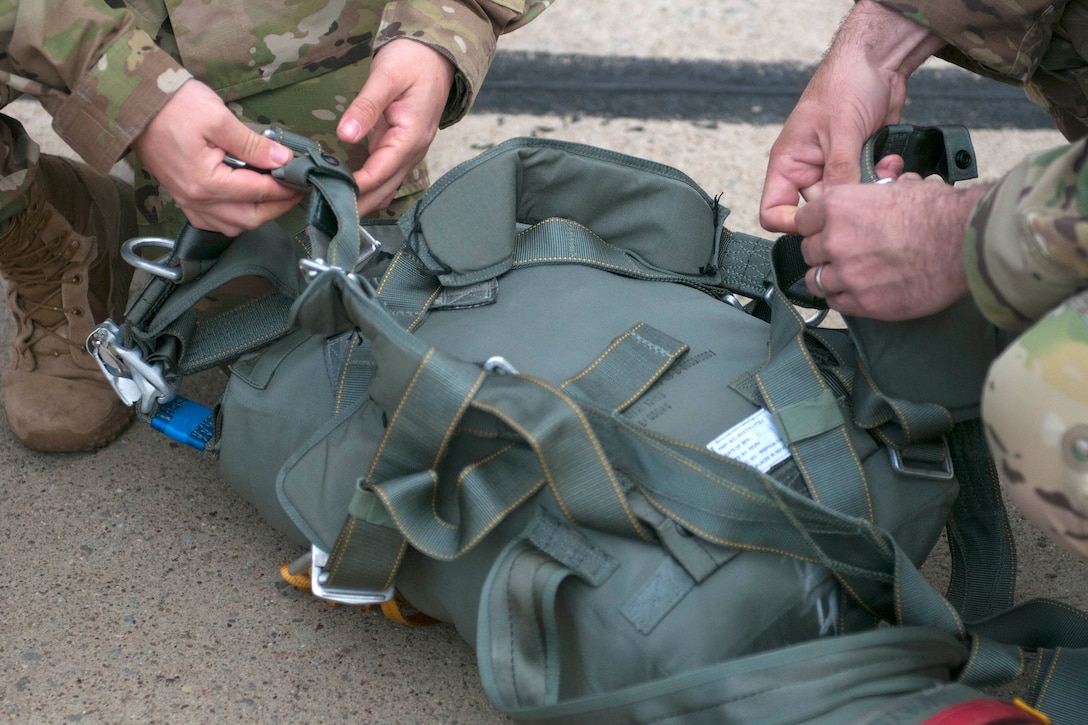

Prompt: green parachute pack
xmin=89 ymin=126 xmax=1088 ymax=724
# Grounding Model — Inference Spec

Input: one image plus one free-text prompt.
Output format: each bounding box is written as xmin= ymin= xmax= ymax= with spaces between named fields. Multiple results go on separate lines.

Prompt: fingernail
xmin=270 ymin=144 xmax=291 ymax=166
xmin=340 ymin=119 xmax=362 ymax=143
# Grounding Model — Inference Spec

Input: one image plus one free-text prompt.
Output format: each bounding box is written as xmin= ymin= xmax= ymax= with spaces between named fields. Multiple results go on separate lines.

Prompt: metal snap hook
xmin=86 ymin=320 xmax=176 ymax=415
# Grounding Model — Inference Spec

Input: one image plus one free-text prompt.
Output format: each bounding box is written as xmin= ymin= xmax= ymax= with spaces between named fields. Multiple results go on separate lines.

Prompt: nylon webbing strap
xmin=303 ymin=268 xmax=1088 ymax=717
xmin=560 ymin=322 xmax=688 ymax=413
xmin=1032 ymin=646 xmax=1088 ymax=723
xmin=755 ymin=285 xmax=874 ymax=521
xmin=943 ymin=418 xmax=1017 ymax=620
xmin=123 ymin=222 xmax=305 ymax=376
xmin=570 ymin=396 xmax=1048 ymax=695
xmin=509 ymin=217 xmax=729 ymax=294
xmin=304 ymin=278 xmax=687 ymax=594
xmin=322 ymin=490 xmax=407 ymax=595
xmin=262 ymin=126 xmax=366 ymax=272
xmin=850 ymin=360 xmax=955 ymax=449
xmin=319 ymin=336 xmax=489 ymax=593
xmin=717 ymin=228 xmax=776 ymax=300
xmin=176 ymin=293 xmax=297 ymax=375
xmin=490 ymin=627 xmax=972 ymax=724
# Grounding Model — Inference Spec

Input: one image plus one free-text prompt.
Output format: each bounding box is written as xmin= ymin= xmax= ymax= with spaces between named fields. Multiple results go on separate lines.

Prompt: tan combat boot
xmin=0 ymin=155 xmax=136 ymax=451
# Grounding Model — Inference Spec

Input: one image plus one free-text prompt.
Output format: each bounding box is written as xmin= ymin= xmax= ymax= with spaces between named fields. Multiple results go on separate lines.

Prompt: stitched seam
xmin=381 ymin=539 xmax=409 ymax=591
xmin=426 ymin=370 xmax=489 ymax=530
xmin=374 ymin=474 xmax=545 ymax=559
xmin=472 ymin=376 xmax=648 ymax=542
xmin=446 ymin=442 xmax=520 ymax=530
xmin=333 ymin=334 xmax=358 ymax=416
xmin=530 ymin=375 xmax=649 ymax=541
xmin=562 ymin=324 xmax=642 ymax=386
xmin=616 ymin=345 xmax=688 ymax=412
xmin=328 ymin=516 xmax=356 ymax=579
xmin=364 ymin=349 xmax=435 ymax=485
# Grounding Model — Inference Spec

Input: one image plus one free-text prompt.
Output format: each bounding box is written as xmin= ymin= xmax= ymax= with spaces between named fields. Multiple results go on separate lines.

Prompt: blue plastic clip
xmin=150 ymin=396 xmax=215 ymax=451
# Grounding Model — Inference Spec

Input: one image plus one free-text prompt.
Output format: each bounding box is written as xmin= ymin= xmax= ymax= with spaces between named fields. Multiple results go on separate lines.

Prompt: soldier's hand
xmin=759 ymin=0 xmax=942 ymax=234
xmin=336 ymin=38 xmax=455 ymax=215
xmin=131 ymin=80 xmax=301 ymax=237
xmin=794 ymin=176 xmax=991 ymax=320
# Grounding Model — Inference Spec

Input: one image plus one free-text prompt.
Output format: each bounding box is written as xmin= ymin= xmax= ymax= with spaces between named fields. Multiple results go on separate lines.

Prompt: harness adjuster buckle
xmin=310 ymin=545 xmax=394 ymax=605
xmin=888 ymin=439 xmax=955 ymax=481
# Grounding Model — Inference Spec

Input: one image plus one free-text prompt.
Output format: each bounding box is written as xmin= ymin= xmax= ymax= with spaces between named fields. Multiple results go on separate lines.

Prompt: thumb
xmin=338 ymin=71 xmax=398 ymax=145
xmin=219 ymin=119 xmax=293 ymax=169
xmin=821 ymin=131 xmax=866 ymax=188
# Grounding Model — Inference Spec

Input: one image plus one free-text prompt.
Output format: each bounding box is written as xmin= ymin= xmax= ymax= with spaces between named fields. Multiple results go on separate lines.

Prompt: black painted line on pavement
xmin=475 ymin=52 xmax=1053 ymax=130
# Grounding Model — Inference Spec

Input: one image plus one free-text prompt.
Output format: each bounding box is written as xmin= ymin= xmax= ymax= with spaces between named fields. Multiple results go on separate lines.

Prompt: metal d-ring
xmin=762 ymin=284 xmax=828 ymax=327
xmin=121 ymin=237 xmax=183 ymax=282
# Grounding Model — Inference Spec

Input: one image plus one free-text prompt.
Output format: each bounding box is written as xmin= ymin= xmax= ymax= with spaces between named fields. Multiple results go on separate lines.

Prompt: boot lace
xmin=0 ymin=192 xmax=88 ymax=356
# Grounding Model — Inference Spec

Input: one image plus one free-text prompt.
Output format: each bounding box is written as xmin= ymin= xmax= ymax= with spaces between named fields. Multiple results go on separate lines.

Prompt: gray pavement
xmin=2 ymin=1 xmax=1085 ymax=723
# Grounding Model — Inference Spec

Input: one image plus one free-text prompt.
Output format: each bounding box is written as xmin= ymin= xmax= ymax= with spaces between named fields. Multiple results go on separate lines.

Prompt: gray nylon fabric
xmin=142 ymin=137 xmax=1088 ymax=723
xmin=215 ymin=139 xmax=989 ymax=722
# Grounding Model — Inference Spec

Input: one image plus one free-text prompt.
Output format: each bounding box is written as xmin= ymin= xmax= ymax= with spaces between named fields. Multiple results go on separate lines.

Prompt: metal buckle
xmin=299 ymin=226 xmax=382 ymax=280
xmin=722 ymin=293 xmax=746 ymax=311
xmin=762 ymin=284 xmax=829 ymax=327
xmin=309 ymin=545 xmax=394 ymax=605
xmin=120 ymin=237 xmax=183 ymax=282
xmin=353 ymin=226 xmax=383 ymax=273
xmin=888 ymin=441 xmax=955 ymax=481
xmin=483 ymin=356 xmax=519 ymax=375
xmin=299 ymin=256 xmax=339 ymax=280
xmin=86 ymin=321 xmax=175 ymax=416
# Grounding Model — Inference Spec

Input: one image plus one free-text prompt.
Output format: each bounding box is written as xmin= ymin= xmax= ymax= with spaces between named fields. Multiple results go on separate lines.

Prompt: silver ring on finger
xmin=813 ymin=263 xmax=831 ymax=297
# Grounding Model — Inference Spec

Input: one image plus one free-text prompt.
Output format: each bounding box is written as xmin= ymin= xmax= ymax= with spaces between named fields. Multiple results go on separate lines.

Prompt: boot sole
xmin=11 ymin=405 xmax=134 ymax=452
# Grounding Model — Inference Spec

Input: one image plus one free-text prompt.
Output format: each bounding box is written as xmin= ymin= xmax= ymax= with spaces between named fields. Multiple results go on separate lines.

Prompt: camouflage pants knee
xmin=983 ymin=288 xmax=1088 ymax=560
xmin=0 ymin=113 xmax=42 ymax=225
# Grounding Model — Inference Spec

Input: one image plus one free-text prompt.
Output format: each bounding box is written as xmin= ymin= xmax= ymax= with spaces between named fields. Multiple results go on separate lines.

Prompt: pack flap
xmin=399 ymin=137 xmax=726 ymax=285
xmin=846 ymin=296 xmax=1012 ymax=422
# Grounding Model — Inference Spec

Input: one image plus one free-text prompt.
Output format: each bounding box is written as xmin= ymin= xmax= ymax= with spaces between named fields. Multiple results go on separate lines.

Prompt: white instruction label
xmin=706 ymin=409 xmax=790 ymax=473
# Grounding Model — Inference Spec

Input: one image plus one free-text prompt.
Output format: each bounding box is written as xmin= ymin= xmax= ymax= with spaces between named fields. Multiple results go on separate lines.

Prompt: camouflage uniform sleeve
xmin=0 ymin=1 xmax=192 ymax=172
xmin=375 ymin=0 xmax=552 ymax=127
xmin=873 ymin=0 xmax=1088 ymax=138
xmin=872 ymin=0 xmax=1066 ymax=83
xmin=963 ymin=139 xmax=1088 ymax=330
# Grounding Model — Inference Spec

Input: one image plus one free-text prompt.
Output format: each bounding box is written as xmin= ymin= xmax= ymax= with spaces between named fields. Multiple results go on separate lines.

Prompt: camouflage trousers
xmin=129 ymin=63 xmax=430 ymax=240
xmin=984 ymin=288 xmax=1088 ymax=561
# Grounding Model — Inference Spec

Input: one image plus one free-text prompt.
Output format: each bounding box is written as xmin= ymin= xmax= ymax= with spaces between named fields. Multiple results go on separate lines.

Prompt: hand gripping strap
xmin=272 ymin=147 xmax=361 ymax=270
xmin=771 ymin=124 xmax=979 ymax=310
xmin=118 ymin=127 xmax=363 ymax=385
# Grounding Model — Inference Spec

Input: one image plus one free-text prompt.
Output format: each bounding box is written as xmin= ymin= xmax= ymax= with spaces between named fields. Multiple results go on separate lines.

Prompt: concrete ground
xmin=1 ymin=1 xmax=1083 ymax=723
